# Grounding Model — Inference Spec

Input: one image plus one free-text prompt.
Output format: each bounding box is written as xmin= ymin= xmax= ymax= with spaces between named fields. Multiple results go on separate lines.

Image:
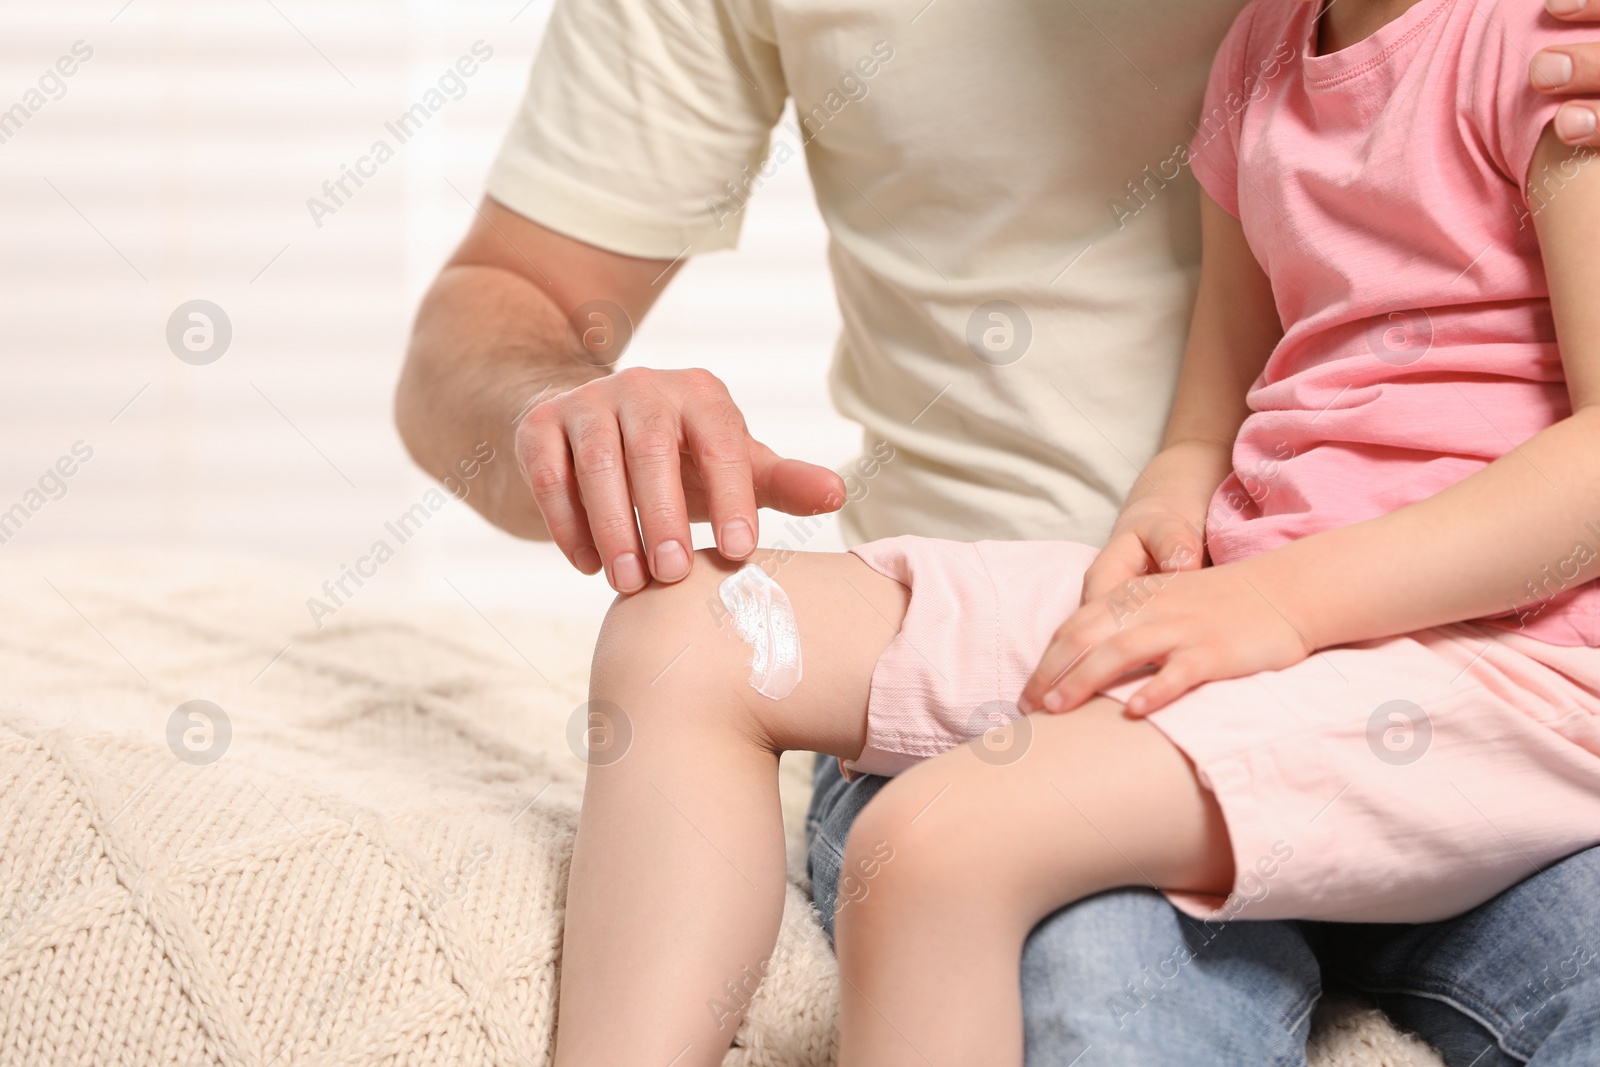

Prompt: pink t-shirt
xmin=1191 ymin=0 xmax=1597 ymax=645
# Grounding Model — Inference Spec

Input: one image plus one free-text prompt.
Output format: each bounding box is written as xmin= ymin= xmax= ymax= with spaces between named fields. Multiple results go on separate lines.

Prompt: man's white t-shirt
xmin=487 ymin=0 xmax=1246 ymax=547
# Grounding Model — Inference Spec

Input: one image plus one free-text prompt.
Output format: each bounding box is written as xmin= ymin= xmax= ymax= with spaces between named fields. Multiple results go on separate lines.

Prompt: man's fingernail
xmin=1532 ymin=51 xmax=1575 ymax=90
xmin=1548 ymin=0 xmax=1586 ymax=16
xmin=612 ymin=552 xmax=647 ymax=592
xmin=1044 ymin=691 xmax=1063 ymax=712
xmin=574 ymin=546 xmax=602 ymax=574
xmin=652 ymin=540 xmax=691 ymax=582
xmin=721 ymin=519 xmax=755 ymax=558
xmin=1557 ymin=103 xmax=1599 ymax=141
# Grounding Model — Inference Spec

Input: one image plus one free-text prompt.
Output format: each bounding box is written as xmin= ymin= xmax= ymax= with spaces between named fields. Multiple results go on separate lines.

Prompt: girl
xmin=552 ymin=0 xmax=1600 ymax=1063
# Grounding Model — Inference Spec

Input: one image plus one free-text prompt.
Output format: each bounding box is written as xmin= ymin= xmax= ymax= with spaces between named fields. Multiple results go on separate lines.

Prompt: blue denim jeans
xmin=807 ymin=754 xmax=1600 ymax=1066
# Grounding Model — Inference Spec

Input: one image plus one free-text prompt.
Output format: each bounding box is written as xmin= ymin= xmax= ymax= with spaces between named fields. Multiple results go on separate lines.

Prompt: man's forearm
xmin=396 ymin=262 xmax=602 ymax=539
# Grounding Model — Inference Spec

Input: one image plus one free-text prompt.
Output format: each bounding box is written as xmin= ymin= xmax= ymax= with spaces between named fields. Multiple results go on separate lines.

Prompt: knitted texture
xmin=0 ymin=549 xmax=1440 ymax=1066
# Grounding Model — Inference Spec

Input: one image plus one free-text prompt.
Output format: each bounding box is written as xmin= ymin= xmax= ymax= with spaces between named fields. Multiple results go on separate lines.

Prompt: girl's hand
xmin=1018 ymin=563 xmax=1314 ymax=717
xmin=1079 ymin=499 xmax=1207 ymax=606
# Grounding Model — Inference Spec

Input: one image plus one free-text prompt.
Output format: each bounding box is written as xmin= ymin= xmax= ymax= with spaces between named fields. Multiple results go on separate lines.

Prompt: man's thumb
xmin=751 ymin=444 xmax=848 ymax=516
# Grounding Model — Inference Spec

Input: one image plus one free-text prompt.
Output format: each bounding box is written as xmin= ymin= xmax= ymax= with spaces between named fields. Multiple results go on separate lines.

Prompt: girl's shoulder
xmin=1451 ymin=0 xmax=1589 ymax=188
xmin=1205 ymin=0 xmax=1308 ymax=98
xmin=1218 ymin=0 xmax=1304 ymax=64
xmin=1454 ymin=0 xmax=1585 ymax=65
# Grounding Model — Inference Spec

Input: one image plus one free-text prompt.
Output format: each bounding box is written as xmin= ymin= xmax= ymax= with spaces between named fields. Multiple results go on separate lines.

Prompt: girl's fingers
xmin=1019 ymin=620 xmax=1100 ymax=712
xmin=1147 ymin=516 xmax=1206 ymax=573
xmin=1124 ymin=653 xmax=1207 ymax=716
xmin=1080 ymin=532 xmax=1151 ymax=604
xmin=1041 ymin=629 xmax=1167 ymax=713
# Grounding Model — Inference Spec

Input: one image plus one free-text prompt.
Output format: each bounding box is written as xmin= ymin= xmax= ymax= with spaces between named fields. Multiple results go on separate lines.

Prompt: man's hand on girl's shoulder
xmin=1536 ymin=0 xmax=1600 ymax=145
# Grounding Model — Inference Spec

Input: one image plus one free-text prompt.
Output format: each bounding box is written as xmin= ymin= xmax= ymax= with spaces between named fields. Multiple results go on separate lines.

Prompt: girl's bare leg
xmin=553 ymin=545 xmax=1237 ymax=1067
xmin=552 ymin=548 xmax=909 ymax=1067
xmin=834 ymin=698 xmax=1235 ymax=1066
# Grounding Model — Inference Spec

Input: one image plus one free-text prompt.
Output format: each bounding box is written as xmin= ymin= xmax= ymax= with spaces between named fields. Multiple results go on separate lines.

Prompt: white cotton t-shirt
xmin=487 ymin=0 xmax=1246 ymax=546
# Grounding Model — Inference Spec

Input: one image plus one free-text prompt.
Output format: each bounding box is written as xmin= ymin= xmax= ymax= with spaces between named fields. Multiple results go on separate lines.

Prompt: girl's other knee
xmin=837 ymin=761 xmax=1008 ymax=913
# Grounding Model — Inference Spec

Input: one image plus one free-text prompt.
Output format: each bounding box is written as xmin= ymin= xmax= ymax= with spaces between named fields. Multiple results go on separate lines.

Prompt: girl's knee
xmin=833 ymin=765 xmax=1047 ymax=954
xmin=589 ymin=549 xmax=779 ymax=743
xmin=594 ymin=550 xmax=744 ymax=671
xmin=838 ymin=762 xmax=1003 ymax=906
xmin=833 ymin=781 xmax=939 ymax=934
xmin=835 ymin=726 xmax=1204 ymax=930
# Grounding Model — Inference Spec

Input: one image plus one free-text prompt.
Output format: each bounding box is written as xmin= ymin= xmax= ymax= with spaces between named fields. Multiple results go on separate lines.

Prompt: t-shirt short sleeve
xmin=486 ymin=0 xmax=787 ymax=258
xmin=1469 ymin=1 xmax=1588 ymax=202
xmin=1186 ymin=0 xmax=1268 ymax=219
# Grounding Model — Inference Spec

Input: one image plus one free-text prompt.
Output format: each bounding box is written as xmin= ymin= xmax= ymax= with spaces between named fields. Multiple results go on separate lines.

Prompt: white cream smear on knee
xmin=719 ymin=563 xmax=802 ymax=699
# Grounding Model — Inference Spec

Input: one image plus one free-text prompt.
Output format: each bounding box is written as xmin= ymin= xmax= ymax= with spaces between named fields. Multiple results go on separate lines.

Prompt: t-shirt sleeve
xmin=1469 ymin=1 xmax=1590 ymax=201
xmin=1186 ymin=0 xmax=1267 ymax=219
xmin=485 ymin=0 xmax=787 ymax=258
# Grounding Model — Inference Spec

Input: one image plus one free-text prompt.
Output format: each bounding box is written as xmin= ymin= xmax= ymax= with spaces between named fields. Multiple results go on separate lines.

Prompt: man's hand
xmin=1017 ymin=563 xmax=1312 ymax=718
xmin=397 ymin=198 xmax=846 ymax=593
xmin=1534 ymin=0 xmax=1600 ymax=145
xmin=518 ymin=367 xmax=845 ymax=592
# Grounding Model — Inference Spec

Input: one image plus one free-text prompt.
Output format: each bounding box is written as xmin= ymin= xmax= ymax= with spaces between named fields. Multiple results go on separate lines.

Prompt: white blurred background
xmin=0 ymin=0 xmax=858 ymax=632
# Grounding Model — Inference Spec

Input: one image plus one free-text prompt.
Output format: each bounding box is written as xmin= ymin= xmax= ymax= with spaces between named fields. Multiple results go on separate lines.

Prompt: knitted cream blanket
xmin=0 ymin=549 xmax=1443 ymax=1066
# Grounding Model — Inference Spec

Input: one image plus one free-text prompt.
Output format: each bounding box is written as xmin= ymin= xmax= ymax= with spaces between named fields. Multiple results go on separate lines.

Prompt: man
xmin=396 ymin=0 xmax=1600 ymax=1061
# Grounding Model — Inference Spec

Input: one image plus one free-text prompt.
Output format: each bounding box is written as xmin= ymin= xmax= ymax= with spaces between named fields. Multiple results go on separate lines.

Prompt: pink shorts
xmin=846 ymin=536 xmax=1600 ymax=924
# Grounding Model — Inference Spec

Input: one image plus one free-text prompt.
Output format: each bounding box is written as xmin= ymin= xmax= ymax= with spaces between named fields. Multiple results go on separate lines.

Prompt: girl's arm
xmin=1244 ymin=127 xmax=1600 ymax=651
xmin=1022 ymin=127 xmax=1600 ymax=715
xmin=1078 ymin=192 xmax=1281 ymax=603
